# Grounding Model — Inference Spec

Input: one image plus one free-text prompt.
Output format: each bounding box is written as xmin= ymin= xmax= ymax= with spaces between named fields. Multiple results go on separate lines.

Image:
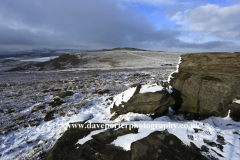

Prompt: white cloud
xmin=172 ymin=4 xmax=240 ymax=40
xmin=170 ymin=12 xmax=182 ymax=21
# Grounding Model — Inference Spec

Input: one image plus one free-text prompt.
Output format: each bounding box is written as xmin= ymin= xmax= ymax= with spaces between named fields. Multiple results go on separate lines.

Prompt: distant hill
xmin=107 ymin=47 xmax=149 ymax=51
xmin=0 ymin=49 xmax=86 ymax=59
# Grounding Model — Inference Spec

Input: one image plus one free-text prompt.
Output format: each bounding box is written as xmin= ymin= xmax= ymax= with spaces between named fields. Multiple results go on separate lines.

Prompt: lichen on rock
xmin=170 ymin=52 xmax=240 ymax=120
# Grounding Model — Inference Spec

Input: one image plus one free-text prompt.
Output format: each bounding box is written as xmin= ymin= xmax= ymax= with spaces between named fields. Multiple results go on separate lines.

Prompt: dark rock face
xmin=45 ymin=127 xmax=208 ymax=160
xmin=110 ymin=85 xmax=175 ymax=118
xmin=228 ymin=103 xmax=240 ymax=121
xmin=170 ymin=53 xmax=240 ymax=120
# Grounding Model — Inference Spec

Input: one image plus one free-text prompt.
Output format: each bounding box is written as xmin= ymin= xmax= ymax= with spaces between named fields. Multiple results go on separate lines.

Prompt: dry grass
xmin=109 ymin=60 xmax=120 ymax=67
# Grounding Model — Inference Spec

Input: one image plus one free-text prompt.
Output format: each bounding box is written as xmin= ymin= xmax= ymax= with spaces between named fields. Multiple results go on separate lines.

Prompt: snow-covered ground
xmin=71 ymin=50 xmax=182 ymax=69
xmin=0 ymin=50 xmax=182 ymax=72
xmin=0 ymin=69 xmax=175 ymax=159
xmin=1 ymin=71 xmax=239 ymax=159
xmin=0 ymin=52 xmax=239 ymax=159
xmin=20 ymin=56 xmax=59 ymax=62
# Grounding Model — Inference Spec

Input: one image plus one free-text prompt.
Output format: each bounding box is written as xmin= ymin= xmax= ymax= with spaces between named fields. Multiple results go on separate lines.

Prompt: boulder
xmin=110 ymin=84 xmax=175 ymax=118
xmin=45 ymin=123 xmax=137 ymax=160
xmin=170 ymin=53 xmax=240 ymax=120
xmin=56 ymin=91 xmax=74 ymax=98
xmin=47 ymin=97 xmax=65 ymax=107
xmin=45 ymin=126 xmax=209 ymax=160
xmin=44 ymin=111 xmax=56 ymax=121
xmin=131 ymin=130 xmax=209 ymax=160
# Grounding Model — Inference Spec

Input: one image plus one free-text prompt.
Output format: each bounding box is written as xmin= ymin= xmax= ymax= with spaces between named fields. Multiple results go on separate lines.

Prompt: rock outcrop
xmin=170 ymin=53 xmax=240 ymax=120
xmin=45 ymin=123 xmax=136 ymax=160
xmin=45 ymin=124 xmax=208 ymax=160
xmin=131 ymin=130 xmax=208 ymax=160
xmin=110 ymin=84 xmax=175 ymax=118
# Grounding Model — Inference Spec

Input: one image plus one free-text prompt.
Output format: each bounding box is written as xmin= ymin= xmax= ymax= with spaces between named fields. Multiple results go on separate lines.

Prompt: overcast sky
xmin=0 ymin=0 xmax=240 ymax=54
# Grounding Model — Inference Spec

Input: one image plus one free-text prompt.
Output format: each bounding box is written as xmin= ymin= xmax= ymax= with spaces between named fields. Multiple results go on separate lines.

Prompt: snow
xmin=110 ymin=87 xmax=136 ymax=108
xmin=111 ymin=132 xmax=150 ymax=150
xmin=106 ymin=92 xmax=240 ymax=160
xmin=76 ymin=129 xmax=105 ymax=145
xmin=0 ymin=116 xmax=71 ymax=159
xmin=110 ymin=116 xmax=240 ymax=160
xmin=114 ymin=112 xmax=152 ymax=122
xmin=166 ymin=86 xmax=173 ymax=94
xmin=126 ymin=51 xmax=162 ymax=61
xmin=0 ymin=92 xmax=111 ymax=159
xmin=1 ymin=69 xmax=240 ymax=160
xmin=69 ymin=113 xmax=93 ymax=123
xmin=45 ymin=95 xmax=53 ymax=101
xmin=2 ymin=90 xmax=240 ymax=160
xmin=122 ymin=87 xmax=136 ymax=103
xmin=168 ymin=56 xmax=182 ymax=83
xmin=110 ymin=121 xmax=194 ymax=151
xmin=109 ymin=84 xmax=164 ymax=109
xmin=20 ymin=56 xmax=59 ymax=62
xmin=78 ymin=80 xmax=240 ymax=159
xmin=20 ymin=103 xmax=41 ymax=114
xmin=233 ymin=99 xmax=240 ymax=104
xmin=139 ymin=84 xmax=163 ymax=93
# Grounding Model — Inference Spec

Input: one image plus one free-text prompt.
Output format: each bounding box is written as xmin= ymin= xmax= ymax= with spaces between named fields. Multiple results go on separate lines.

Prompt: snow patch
xmin=139 ymin=84 xmax=163 ymax=93
xmin=110 ymin=87 xmax=136 ymax=108
xmin=233 ymin=99 xmax=240 ymax=104
xmin=122 ymin=87 xmax=136 ymax=102
xmin=111 ymin=131 xmax=151 ymax=150
xmin=69 ymin=113 xmax=93 ymax=123
xmin=114 ymin=112 xmax=152 ymax=122
xmin=20 ymin=56 xmax=59 ymax=62
xmin=110 ymin=121 xmax=192 ymax=151
xmin=20 ymin=103 xmax=41 ymax=113
xmin=76 ymin=129 xmax=105 ymax=145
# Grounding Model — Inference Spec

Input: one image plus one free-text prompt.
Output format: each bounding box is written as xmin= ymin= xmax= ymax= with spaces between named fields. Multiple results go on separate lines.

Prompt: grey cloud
xmin=0 ymin=0 xmax=184 ymax=53
xmin=0 ymin=26 xmax=55 ymax=45
xmin=0 ymin=0 xmax=239 ymax=54
xmin=164 ymin=38 xmax=234 ymax=49
xmin=177 ymin=4 xmax=240 ymax=41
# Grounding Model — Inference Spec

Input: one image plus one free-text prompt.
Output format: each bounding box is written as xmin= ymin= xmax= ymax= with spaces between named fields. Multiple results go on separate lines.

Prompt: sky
xmin=0 ymin=0 xmax=240 ymax=54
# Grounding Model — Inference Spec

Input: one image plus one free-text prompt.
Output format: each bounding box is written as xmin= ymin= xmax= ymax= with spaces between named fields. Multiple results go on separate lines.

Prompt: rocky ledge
xmin=45 ymin=123 xmax=208 ymax=160
xmin=170 ymin=52 xmax=240 ymax=120
xmin=110 ymin=84 xmax=175 ymax=120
